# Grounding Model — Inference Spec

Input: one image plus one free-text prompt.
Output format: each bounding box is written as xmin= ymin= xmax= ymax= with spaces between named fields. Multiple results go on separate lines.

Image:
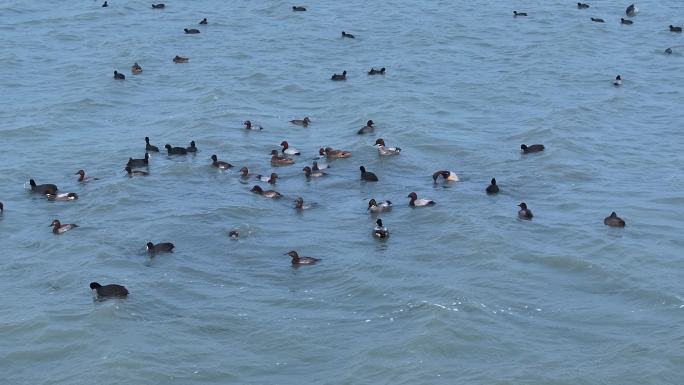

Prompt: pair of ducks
xmin=116 ymin=63 xmax=142 ymax=78
xmin=166 ymin=141 xmax=197 ymax=155
xmin=515 ymin=203 xmax=627 ymax=227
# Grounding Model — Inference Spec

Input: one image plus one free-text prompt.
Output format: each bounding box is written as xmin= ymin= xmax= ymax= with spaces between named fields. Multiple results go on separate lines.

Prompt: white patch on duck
xmin=374 ymin=138 xmax=401 ymax=156
xmin=280 ymin=141 xmax=301 ymax=155
xmin=408 ymin=192 xmax=436 ymax=207
xmin=432 ymin=170 xmax=459 ymax=182
xmin=47 ymin=192 xmax=79 ymax=201
xmin=368 ymin=199 xmax=392 ymax=213
xmin=373 ymin=219 xmax=390 ymax=238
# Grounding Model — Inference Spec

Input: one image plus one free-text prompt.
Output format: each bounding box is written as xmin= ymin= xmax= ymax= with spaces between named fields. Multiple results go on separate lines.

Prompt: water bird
xmin=244 ymin=120 xmax=263 ymax=130
xmin=290 ymin=117 xmax=310 ymax=126
xmin=331 ymin=71 xmax=347 ymax=81
xmin=46 ymin=192 xmax=78 ymax=201
xmin=513 ymin=11 xmax=527 ymax=17
xmin=239 ymin=167 xmax=260 ymax=178
xmin=621 ymin=18 xmax=633 ymax=25
xmin=261 ymin=173 xmax=278 ymax=184
xmin=270 ymin=150 xmax=294 ymax=165
xmin=151 ymin=3 xmax=165 ymax=9
xmin=295 ymin=197 xmax=313 ymax=210
xmin=251 ymin=185 xmax=282 ymax=199
xmin=131 ymin=62 xmax=142 ymax=74
xmin=373 ymin=219 xmax=389 ymax=238
xmin=90 ymin=282 xmax=128 ymax=298
xmin=521 ymin=144 xmax=545 ymax=153
xmin=127 ymin=153 xmax=149 ymax=167
xmin=145 ymin=137 xmax=159 ymax=152
xmin=613 ymin=75 xmax=622 ymax=86
xmin=113 ymin=71 xmax=125 ymax=80
xmin=29 ymin=179 xmax=58 ymax=195
xmin=604 ymin=212 xmax=626 ymax=227
xmin=173 ymin=55 xmax=189 ymax=63
xmin=670 ymin=25 xmax=683 ymax=33
xmin=374 ymin=138 xmax=401 ymax=155
xmin=75 ymin=170 xmax=98 ymax=182
xmin=102 ymin=1 xmax=108 ymax=7
xmin=368 ymin=199 xmax=392 ymax=213
xmin=184 ymin=28 xmax=200 ymax=34
xmin=665 ymin=48 xmax=673 ymax=54
xmin=199 ymin=18 xmax=208 ymax=24
xmin=165 ymin=144 xmax=188 ymax=155
xmin=432 ymin=170 xmax=459 ymax=182
xmin=211 ymin=155 xmax=232 ymax=169
xmin=591 ymin=17 xmax=605 ymax=23
xmin=342 ymin=31 xmax=355 ymax=38
xmin=303 ymin=166 xmax=326 ymax=178
xmin=0 ymin=202 xmax=3 ymax=212
xmin=50 ymin=219 xmax=78 ymax=234
xmin=125 ymin=166 xmax=148 ymax=176
xmin=359 ymin=166 xmax=378 ymax=181
xmin=408 ymin=192 xmax=435 ymax=207
xmin=228 ymin=230 xmax=239 ymax=239
xmin=312 ymin=160 xmax=329 ymax=172
xmin=577 ymin=3 xmax=590 ymax=9
xmin=286 ymin=250 xmax=319 ymax=266
xmin=324 ymin=147 xmax=352 ymax=158
xmin=625 ymin=4 xmax=637 ymax=17
xmin=146 ymin=242 xmax=174 ymax=253
xmin=486 ymin=178 xmax=499 ymax=194
xmin=357 ymin=120 xmax=374 ymax=134
xmin=186 ymin=140 xmax=197 ymax=153
xmin=292 ymin=6 xmax=306 ymax=11
xmin=368 ymin=67 xmax=385 ymax=75
xmin=518 ymin=202 xmax=533 ymax=220
xmin=280 ymin=141 xmax=301 ymax=155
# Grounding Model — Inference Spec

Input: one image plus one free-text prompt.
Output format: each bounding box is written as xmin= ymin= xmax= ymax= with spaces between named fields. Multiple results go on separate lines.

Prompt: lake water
xmin=1 ymin=0 xmax=683 ymax=384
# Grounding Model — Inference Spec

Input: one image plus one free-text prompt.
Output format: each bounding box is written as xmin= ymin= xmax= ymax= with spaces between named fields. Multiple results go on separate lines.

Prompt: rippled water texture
xmin=1 ymin=0 xmax=683 ymax=384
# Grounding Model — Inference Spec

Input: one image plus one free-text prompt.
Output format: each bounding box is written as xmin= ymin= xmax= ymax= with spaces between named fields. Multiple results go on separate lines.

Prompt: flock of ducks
xmin=3 ymin=1 xmax=658 ymax=299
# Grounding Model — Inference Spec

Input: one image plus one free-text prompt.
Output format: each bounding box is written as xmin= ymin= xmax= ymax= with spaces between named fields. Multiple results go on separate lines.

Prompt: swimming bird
xmin=591 ymin=17 xmax=605 ymax=23
xmin=90 ymin=282 xmax=128 ymax=298
xmin=146 ymin=242 xmax=174 ymax=253
xmin=0 ymin=202 xmax=3 ymax=212
xmin=251 ymin=185 xmax=282 ymax=199
xmin=331 ymin=71 xmax=347 ymax=81
xmin=665 ymin=48 xmax=673 ymax=54
xmin=292 ymin=6 xmax=306 ymax=11
xmin=670 ymin=25 xmax=683 ymax=33
xmin=312 ymin=160 xmax=329 ymax=171
xmin=184 ymin=28 xmax=200 ymax=34
xmin=613 ymin=75 xmax=622 ymax=86
xmin=621 ymin=18 xmax=633 ymax=25
xmin=151 ymin=3 xmax=165 ymax=9
xmin=228 ymin=230 xmax=239 ymax=239
xmin=294 ymin=197 xmax=313 ymax=210
xmin=357 ymin=120 xmax=374 ymax=134
xmin=186 ymin=140 xmax=198 ymax=153
xmin=261 ymin=173 xmax=278 ymax=184
xmin=368 ymin=67 xmax=386 ymax=75
xmin=280 ymin=141 xmax=301 ymax=155
xmin=239 ymin=167 xmax=260 ymax=179
xmin=290 ymin=117 xmax=311 ymax=126
xmin=75 ymin=170 xmax=99 ymax=182
xmin=113 ymin=71 xmax=125 ymax=80
xmin=211 ymin=155 xmax=232 ymax=169
xmin=46 ymin=192 xmax=78 ymax=201
xmin=432 ymin=170 xmax=459 ymax=182
xmin=359 ymin=166 xmax=379 ymax=181
xmin=303 ymin=166 xmax=326 ymax=178
xmin=521 ymin=144 xmax=545 ymax=154
xmin=518 ymin=202 xmax=533 ymax=220
xmin=367 ymin=199 xmax=392 ymax=213
xmin=131 ymin=62 xmax=142 ymax=74
xmin=102 ymin=1 xmax=108 ymax=7
xmin=29 ymin=179 xmax=58 ymax=195
xmin=625 ymin=4 xmax=637 ymax=17
xmin=173 ymin=55 xmax=189 ymax=63
xmin=486 ymin=178 xmax=500 ymax=194
xmin=373 ymin=219 xmax=389 ymax=238
xmin=286 ymin=250 xmax=319 ymax=266
xmin=577 ymin=3 xmax=590 ymax=9
xmin=342 ymin=31 xmax=355 ymax=38
xmin=270 ymin=150 xmax=295 ymax=165
xmin=604 ymin=212 xmax=626 ymax=227
xmin=513 ymin=11 xmax=527 ymax=17
xmin=50 ymin=219 xmax=78 ymax=234
xmin=324 ymin=147 xmax=352 ymax=159
xmin=199 ymin=18 xmax=208 ymax=24
xmin=408 ymin=192 xmax=435 ymax=207
xmin=374 ymin=138 xmax=401 ymax=155
xmin=125 ymin=166 xmax=149 ymax=176
xmin=165 ymin=144 xmax=188 ymax=155
xmin=244 ymin=120 xmax=263 ymax=130
xmin=145 ymin=137 xmax=159 ymax=152
xmin=127 ymin=153 xmax=149 ymax=168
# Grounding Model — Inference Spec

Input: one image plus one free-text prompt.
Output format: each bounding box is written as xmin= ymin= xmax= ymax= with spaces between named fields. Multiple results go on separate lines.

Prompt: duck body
xmin=292 ymin=6 xmax=306 ymax=11
xmin=165 ymin=144 xmax=188 ymax=155
xmin=514 ymin=11 xmax=527 ymax=16
xmin=76 ymin=169 xmax=99 ymax=182
xmin=486 ymin=178 xmax=499 ymax=194
xmin=46 ymin=192 xmax=78 ymax=201
xmin=152 ymin=3 xmax=165 ymax=8
xmin=290 ymin=117 xmax=310 ymax=126
xmin=591 ymin=17 xmax=605 ymax=23
xmin=324 ymin=147 xmax=351 ymax=159
xmin=621 ymin=18 xmax=633 ymax=25
xmin=90 ymin=282 xmax=128 ymax=298
xmin=125 ymin=166 xmax=149 ymax=176
xmin=408 ymin=192 xmax=435 ymax=207
xmin=244 ymin=120 xmax=263 ymax=130
xmin=613 ymin=75 xmax=622 ymax=86
xmin=280 ymin=141 xmax=301 ymax=155
xmin=131 ymin=63 xmax=142 ymax=74
xmin=303 ymin=166 xmax=326 ymax=178
xmin=146 ymin=242 xmax=174 ymax=253
xmin=341 ymin=31 xmax=355 ymax=38
xmin=521 ymin=144 xmax=545 ymax=154
xmin=184 ymin=28 xmax=200 ymax=34
xmin=251 ymin=185 xmax=282 ymax=199
xmin=670 ymin=25 xmax=683 ymax=33
xmin=127 ymin=153 xmax=150 ymax=167
xmin=331 ymin=71 xmax=347 ymax=81
xmin=186 ymin=141 xmax=198 ymax=153
xmin=368 ymin=67 xmax=386 ymax=75
xmin=357 ymin=120 xmax=374 ymax=134
xmin=113 ymin=71 xmax=125 ymax=80
xmin=50 ymin=219 xmax=78 ymax=234
xmin=359 ymin=166 xmax=378 ymax=182
xmin=199 ymin=18 xmax=208 ymax=24
xmin=374 ymin=138 xmax=401 ymax=155
xmin=518 ymin=203 xmax=533 ymax=220
xmin=368 ymin=199 xmax=392 ymax=213
xmin=173 ymin=55 xmax=189 ymax=63
xmin=29 ymin=179 xmax=58 ymax=195
xmin=577 ymin=3 xmax=590 ymax=9
xmin=373 ymin=219 xmax=389 ymax=238
xmin=145 ymin=137 xmax=159 ymax=152
xmin=604 ymin=212 xmax=626 ymax=227
xmin=211 ymin=155 xmax=232 ymax=169
xmin=432 ymin=170 xmax=459 ymax=182
xmin=270 ymin=150 xmax=294 ymax=165
xmin=287 ymin=250 xmax=319 ymax=266
xmin=294 ymin=197 xmax=313 ymax=210
xmin=626 ymin=4 xmax=637 ymax=16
